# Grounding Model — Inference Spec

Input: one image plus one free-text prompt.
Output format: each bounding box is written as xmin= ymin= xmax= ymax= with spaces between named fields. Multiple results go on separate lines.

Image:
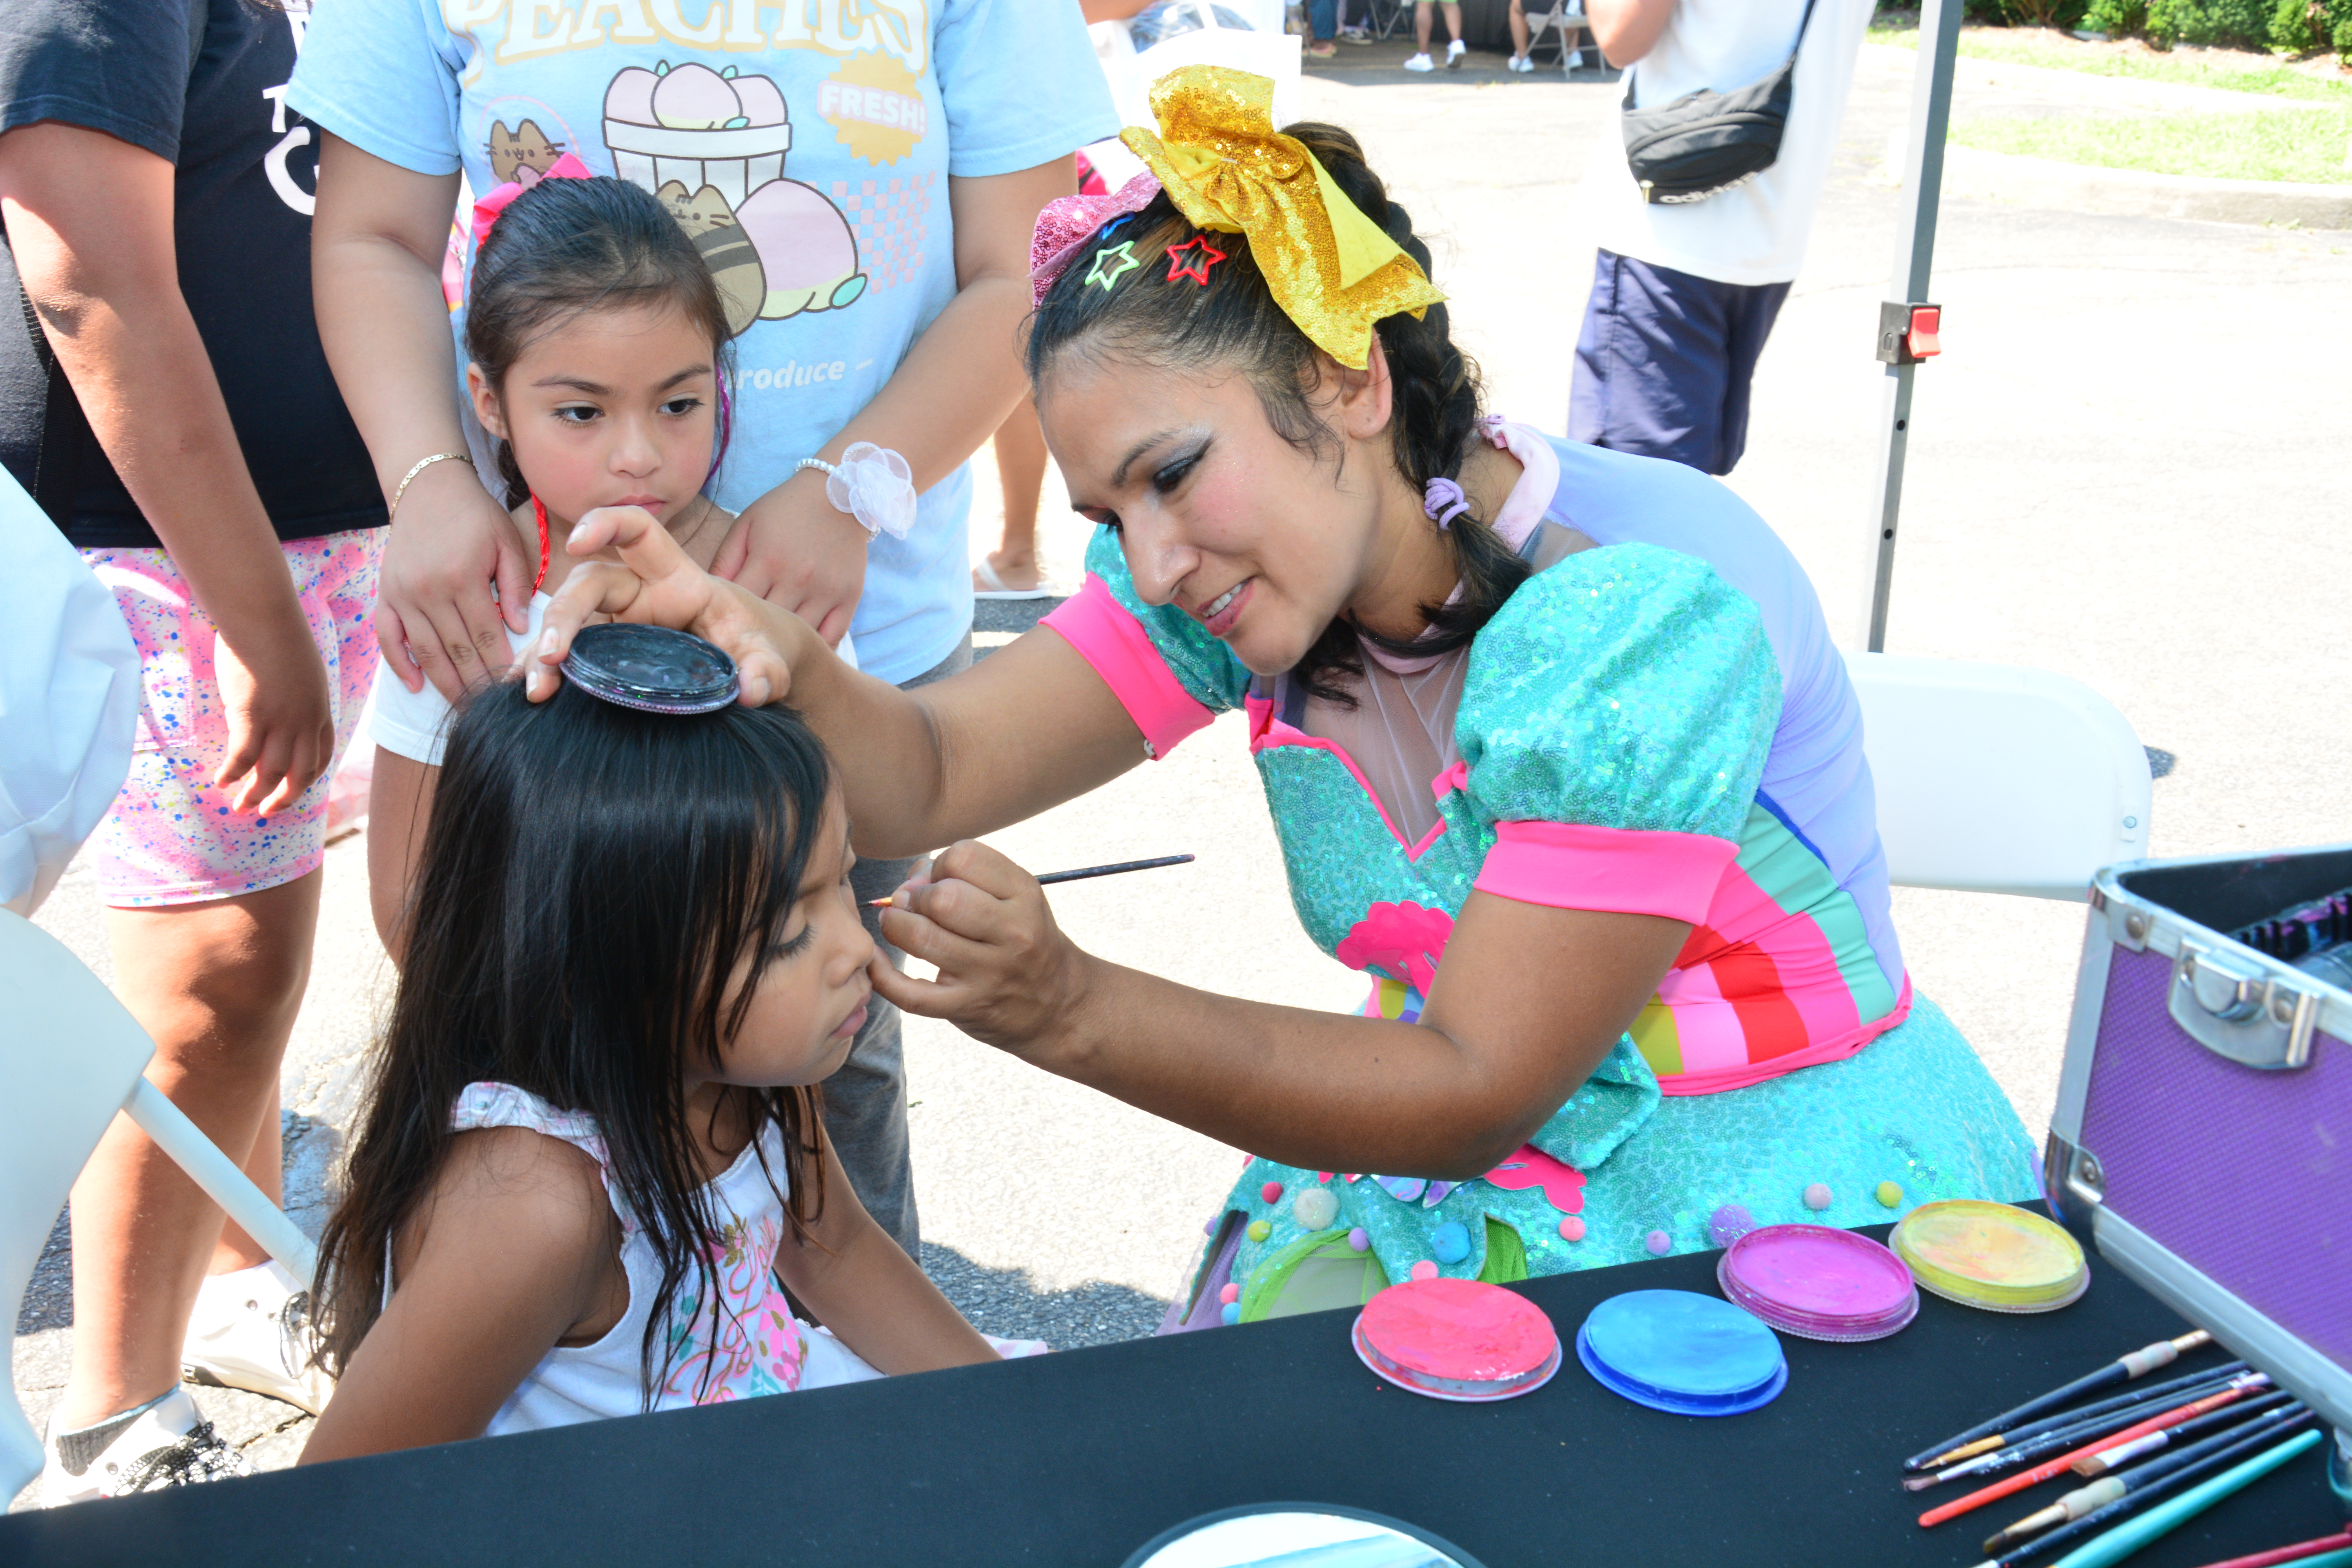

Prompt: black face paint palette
xmin=561 ymin=624 xmax=739 ymax=715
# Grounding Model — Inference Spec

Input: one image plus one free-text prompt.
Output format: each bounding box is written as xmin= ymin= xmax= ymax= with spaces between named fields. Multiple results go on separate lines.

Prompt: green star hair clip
xmin=1085 ymin=240 xmax=1142 ymax=292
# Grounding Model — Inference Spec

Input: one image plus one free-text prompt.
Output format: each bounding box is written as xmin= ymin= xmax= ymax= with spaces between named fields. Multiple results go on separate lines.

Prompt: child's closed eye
xmin=767 ymin=918 xmax=815 ymax=962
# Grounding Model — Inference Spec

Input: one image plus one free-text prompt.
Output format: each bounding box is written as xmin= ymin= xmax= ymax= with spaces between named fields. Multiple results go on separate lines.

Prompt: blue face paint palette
xmin=1575 ymin=1289 xmax=1788 ymax=1417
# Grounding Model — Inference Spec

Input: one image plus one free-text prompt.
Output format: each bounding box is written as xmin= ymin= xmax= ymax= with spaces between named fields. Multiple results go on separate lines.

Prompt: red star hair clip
xmin=1164 ymin=233 xmax=1228 ymax=286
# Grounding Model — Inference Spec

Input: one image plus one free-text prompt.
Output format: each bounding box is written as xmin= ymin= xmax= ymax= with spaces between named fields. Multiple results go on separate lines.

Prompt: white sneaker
xmin=1566 ymin=47 xmax=1585 ymax=69
xmin=1446 ymin=37 xmax=1466 ymax=68
xmin=1509 ymin=53 xmax=1535 ymax=73
xmin=181 ymin=1259 xmax=334 ymax=1416
xmin=40 ymin=1386 xmax=248 ymax=1506
xmin=1403 ymin=51 xmax=1435 ymax=71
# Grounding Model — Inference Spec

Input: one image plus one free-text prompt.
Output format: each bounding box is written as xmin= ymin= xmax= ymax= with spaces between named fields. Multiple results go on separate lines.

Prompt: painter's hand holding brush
xmin=867 ymin=839 xmax=1103 ymax=1053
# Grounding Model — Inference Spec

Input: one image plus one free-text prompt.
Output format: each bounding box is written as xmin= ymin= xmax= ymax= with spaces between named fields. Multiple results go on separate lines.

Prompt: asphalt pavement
xmin=14 ymin=43 xmax=2350 ymax=1489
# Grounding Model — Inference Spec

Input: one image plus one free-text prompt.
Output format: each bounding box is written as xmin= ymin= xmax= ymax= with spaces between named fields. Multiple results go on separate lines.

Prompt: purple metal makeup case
xmin=2047 ymin=845 xmax=2352 ymax=1508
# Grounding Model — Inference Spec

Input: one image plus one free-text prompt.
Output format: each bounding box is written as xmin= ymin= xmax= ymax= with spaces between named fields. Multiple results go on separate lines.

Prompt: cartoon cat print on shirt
xmin=486 ymin=119 xmax=565 ymax=186
xmin=602 ymin=63 xmax=868 ymax=328
xmin=656 ymin=181 xmax=765 ymax=337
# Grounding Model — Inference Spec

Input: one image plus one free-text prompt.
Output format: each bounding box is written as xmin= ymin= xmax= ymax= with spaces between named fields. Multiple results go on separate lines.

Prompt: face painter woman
xmin=528 ymin=67 xmax=2039 ymax=1327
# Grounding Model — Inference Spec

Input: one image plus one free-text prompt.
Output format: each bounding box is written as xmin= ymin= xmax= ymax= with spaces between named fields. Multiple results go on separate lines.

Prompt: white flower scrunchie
xmin=797 ymin=443 xmax=916 ymax=540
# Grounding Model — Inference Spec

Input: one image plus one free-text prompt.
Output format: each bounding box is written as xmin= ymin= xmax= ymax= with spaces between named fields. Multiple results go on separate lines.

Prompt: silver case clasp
xmin=2169 ymin=940 xmax=2321 ymax=1070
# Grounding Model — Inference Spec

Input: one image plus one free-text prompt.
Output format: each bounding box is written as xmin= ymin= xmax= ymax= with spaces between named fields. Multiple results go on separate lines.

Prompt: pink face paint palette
xmin=1715 ymin=1224 xmax=1920 ymax=1343
xmin=1350 ymin=1278 xmax=1563 ymax=1403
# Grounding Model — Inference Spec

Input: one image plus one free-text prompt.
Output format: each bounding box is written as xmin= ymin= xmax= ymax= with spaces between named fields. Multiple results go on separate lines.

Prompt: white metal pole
xmin=125 ymin=1076 xmax=319 ymax=1282
xmin=1862 ymin=0 xmax=1963 ymax=652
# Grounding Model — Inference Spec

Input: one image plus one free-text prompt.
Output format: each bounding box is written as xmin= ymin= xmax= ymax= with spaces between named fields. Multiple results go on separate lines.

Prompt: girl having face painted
xmin=306 ymin=657 xmax=1034 ymax=1462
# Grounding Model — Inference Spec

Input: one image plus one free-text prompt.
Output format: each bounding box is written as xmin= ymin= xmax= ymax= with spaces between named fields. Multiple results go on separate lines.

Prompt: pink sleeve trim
xmin=1039 ymin=575 xmax=1215 ymax=760
xmin=1472 ymin=820 xmax=1738 ymax=923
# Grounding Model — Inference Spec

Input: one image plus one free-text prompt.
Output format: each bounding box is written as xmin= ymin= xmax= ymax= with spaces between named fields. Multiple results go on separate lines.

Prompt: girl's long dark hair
xmin=314 ymin=681 xmax=833 ymax=1402
xmin=467 ymin=175 xmax=735 ymax=508
xmin=1025 ymin=123 xmax=1528 ymax=706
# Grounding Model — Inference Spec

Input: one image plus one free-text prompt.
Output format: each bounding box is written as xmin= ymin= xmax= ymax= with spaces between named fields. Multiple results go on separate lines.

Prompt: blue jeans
xmin=1309 ymin=0 xmax=1336 ymax=39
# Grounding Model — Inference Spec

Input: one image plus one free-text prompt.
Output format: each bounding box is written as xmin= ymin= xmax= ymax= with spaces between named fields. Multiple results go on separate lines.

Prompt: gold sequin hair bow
xmin=1118 ymin=65 xmax=1444 ymax=370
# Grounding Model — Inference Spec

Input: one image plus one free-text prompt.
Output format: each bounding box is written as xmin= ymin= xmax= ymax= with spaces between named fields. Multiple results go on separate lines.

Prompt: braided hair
xmin=1025 ymin=123 xmax=1528 ymax=705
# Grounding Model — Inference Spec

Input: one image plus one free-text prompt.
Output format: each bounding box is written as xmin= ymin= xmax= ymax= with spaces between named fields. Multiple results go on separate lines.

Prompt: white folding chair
xmin=1112 ymin=3 xmax=1305 ymax=129
xmin=1844 ymin=652 xmax=2154 ymax=900
xmin=1363 ymin=0 xmax=1412 ymax=41
xmin=0 ymin=908 xmax=318 ymax=1504
xmin=1524 ymin=2 xmax=1592 ymax=71
xmin=1236 ymin=0 xmax=1288 ymax=33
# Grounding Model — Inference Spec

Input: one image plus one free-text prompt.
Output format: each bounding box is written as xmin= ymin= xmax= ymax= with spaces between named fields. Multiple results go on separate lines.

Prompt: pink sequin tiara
xmin=1029 ymin=173 xmax=1165 ymax=309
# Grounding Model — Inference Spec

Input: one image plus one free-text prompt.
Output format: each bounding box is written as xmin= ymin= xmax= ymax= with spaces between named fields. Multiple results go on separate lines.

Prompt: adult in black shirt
xmin=0 ymin=0 xmax=383 ymax=1501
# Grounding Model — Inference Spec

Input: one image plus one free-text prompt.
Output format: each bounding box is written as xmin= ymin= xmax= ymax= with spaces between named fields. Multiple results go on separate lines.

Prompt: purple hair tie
xmin=1423 ymin=477 xmax=1470 ymax=530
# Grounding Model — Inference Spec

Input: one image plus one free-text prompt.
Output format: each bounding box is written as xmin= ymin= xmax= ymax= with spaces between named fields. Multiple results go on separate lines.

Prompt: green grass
xmin=1870 ymin=23 xmax=2352 ymax=103
xmin=1951 ymin=105 xmax=2352 ymax=180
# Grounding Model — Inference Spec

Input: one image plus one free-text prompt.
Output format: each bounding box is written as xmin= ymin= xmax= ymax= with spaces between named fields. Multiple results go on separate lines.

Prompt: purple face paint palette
xmin=1350 ymin=1278 xmax=1562 ymax=1403
xmin=1716 ymin=1224 xmax=1919 ymax=1343
xmin=1575 ymin=1289 xmax=1787 ymax=1417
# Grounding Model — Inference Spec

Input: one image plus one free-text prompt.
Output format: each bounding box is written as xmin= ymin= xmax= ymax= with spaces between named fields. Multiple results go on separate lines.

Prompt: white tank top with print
xmin=438 ymin=1081 xmax=883 ymax=1436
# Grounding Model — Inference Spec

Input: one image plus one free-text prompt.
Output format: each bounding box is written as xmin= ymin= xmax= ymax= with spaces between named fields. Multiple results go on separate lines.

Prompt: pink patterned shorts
xmin=79 ymin=529 xmax=383 ymax=908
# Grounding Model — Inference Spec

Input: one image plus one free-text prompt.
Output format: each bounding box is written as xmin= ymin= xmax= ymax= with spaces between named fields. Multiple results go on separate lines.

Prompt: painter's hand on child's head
xmin=528 ymin=504 xmax=797 ymax=708
xmin=868 ymin=840 xmax=1093 ymax=1058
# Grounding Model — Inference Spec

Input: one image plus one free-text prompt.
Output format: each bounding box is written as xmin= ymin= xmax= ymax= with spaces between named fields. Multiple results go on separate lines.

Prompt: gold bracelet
xmin=389 ymin=451 xmax=474 ymax=519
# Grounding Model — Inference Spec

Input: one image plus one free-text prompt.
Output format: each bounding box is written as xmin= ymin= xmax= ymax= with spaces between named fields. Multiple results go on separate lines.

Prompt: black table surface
xmin=7 ymin=1211 xmax=2340 ymax=1567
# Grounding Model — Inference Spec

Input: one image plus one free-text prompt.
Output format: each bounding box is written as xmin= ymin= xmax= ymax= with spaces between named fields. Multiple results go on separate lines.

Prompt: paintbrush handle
xmin=1034 ymin=853 xmax=1194 ymax=885
xmin=1982 ymin=1479 xmax=2129 ymax=1557
xmin=2074 ymin=1392 xmax=2298 ymax=1479
xmin=1920 ymin=1382 xmax=2259 ymax=1529
xmin=1988 ymin=1363 xmax=2249 ymax=1456
xmin=1944 ymin=1373 xmax=2259 ymax=1484
xmin=1995 ymin=1415 xmax=2317 ymax=1567
xmin=2102 ymin=1406 xmax=2306 ymax=1495
xmin=2042 ymin=1427 xmax=2323 ymax=1568
xmin=868 ymin=853 xmax=1194 ymax=906
xmin=1912 ymin=1361 xmax=2129 ymax=1472
xmin=1908 ymin=1330 xmax=2213 ymax=1471
xmin=2185 ymin=1532 xmax=2352 ymax=1568
xmin=2098 ymin=1401 xmax=2296 ymax=1504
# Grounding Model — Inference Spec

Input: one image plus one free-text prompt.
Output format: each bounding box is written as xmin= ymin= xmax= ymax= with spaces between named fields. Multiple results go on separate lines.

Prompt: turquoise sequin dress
xmin=1039 ymin=430 xmax=2039 ymax=1321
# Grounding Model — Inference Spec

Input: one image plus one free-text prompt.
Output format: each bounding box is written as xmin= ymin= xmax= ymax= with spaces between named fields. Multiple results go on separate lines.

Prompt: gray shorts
xmin=823 ymin=633 xmax=972 ymax=1260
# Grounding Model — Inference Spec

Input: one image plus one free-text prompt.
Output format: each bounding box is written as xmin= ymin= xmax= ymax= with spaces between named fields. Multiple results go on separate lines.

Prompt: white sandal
xmin=973 ymin=557 xmax=1059 ymax=600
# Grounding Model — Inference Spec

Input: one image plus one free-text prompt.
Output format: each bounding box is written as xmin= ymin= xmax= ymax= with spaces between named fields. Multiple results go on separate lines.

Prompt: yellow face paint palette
xmin=1889 ymin=1200 xmax=2089 ymax=1314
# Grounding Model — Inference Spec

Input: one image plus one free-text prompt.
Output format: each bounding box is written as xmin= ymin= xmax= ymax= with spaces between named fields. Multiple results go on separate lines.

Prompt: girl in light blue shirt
xmin=291 ymin=0 xmax=1118 ymax=1260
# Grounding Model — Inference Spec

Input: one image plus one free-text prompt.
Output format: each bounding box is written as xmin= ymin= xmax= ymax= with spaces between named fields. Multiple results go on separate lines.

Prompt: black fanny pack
xmin=1621 ymin=0 xmax=1817 ymax=206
